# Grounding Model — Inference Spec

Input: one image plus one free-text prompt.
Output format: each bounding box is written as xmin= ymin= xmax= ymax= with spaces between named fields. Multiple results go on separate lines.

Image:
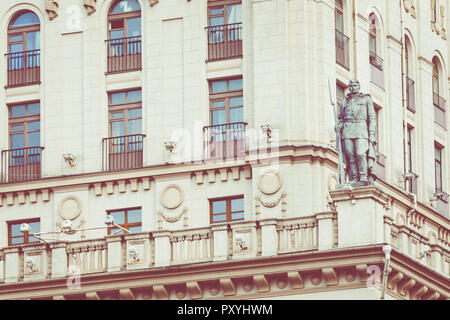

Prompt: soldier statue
xmin=336 ymin=79 xmax=377 ymax=185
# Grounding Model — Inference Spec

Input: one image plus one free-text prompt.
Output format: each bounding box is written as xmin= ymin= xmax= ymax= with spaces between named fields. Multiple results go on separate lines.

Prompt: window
xmin=107 ymin=207 xmax=142 ymax=235
xmin=336 ymin=83 xmax=346 ymax=107
xmin=435 ymin=144 xmax=443 ymax=192
xmin=7 ymin=11 xmax=40 ymax=87
xmin=8 ymin=219 xmax=40 ymax=245
xmin=3 ymin=102 xmax=42 ymax=182
xmin=335 ymin=0 xmax=349 ymax=69
xmin=368 ymin=13 xmax=384 ymax=88
xmin=407 ymin=127 xmax=413 ymax=174
xmin=432 ymin=58 xmax=446 ymax=129
xmin=107 ymin=0 xmax=141 ymax=73
xmin=207 ymin=0 xmax=242 ymax=61
xmin=432 ymin=59 xmax=440 ymax=97
xmin=210 ymin=196 xmax=244 ymax=224
xmin=335 ymin=0 xmax=343 ymax=33
xmin=103 ymin=89 xmax=144 ymax=171
xmin=406 ymin=127 xmax=418 ymax=194
xmin=405 ymin=38 xmax=415 ymax=112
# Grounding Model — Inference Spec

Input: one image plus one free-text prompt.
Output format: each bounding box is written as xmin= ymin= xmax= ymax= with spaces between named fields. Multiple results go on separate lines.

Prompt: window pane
xmin=111 ymin=112 xmax=124 ymax=119
xmin=28 ymin=121 xmax=40 ymax=131
xmin=11 ymin=236 xmax=25 ymax=244
xmin=10 ymin=224 xmax=21 ymax=236
xmin=28 ymin=103 xmax=40 ymax=115
xmin=26 ymin=31 xmax=40 ymax=50
xmin=127 ymin=17 xmax=141 ymax=37
xmin=127 ymin=209 xmax=142 ymax=223
xmin=212 ymin=214 xmax=227 ymax=223
xmin=10 ymin=35 xmax=22 ymax=42
xmin=127 ymin=90 xmax=142 ymax=103
xmin=28 ymin=235 xmax=40 ymax=243
xmin=227 ymin=4 xmax=242 ymax=24
xmin=230 ymin=107 xmax=243 ymax=123
xmin=229 ymin=96 xmax=243 ymax=107
xmin=12 ymin=125 xmax=24 ymax=132
xmin=231 ymin=198 xmax=244 ymax=212
xmin=111 ymin=92 xmax=126 ymax=104
xmin=211 ymin=109 xmax=226 ymax=126
xmin=11 ymin=134 xmax=25 ymax=149
xmin=11 ymin=105 xmax=26 ymax=117
xmin=212 ymin=200 xmax=226 ymax=214
xmin=435 ymin=147 xmax=441 ymax=161
xmin=210 ymin=8 xmax=224 ymax=15
xmin=111 ymin=0 xmax=141 ymax=13
xmin=209 ymin=17 xmax=225 ymax=27
xmin=128 ymin=119 xmax=142 ymax=135
xmin=10 ymin=12 xmax=40 ymax=27
xmin=110 ymin=19 xmax=124 ymax=30
xmin=128 ymin=226 xmax=142 ymax=233
xmin=29 ymin=221 xmax=40 ymax=234
xmin=211 ymin=80 xmax=227 ymax=93
xmin=128 ymin=108 xmax=142 ymax=119
xmin=111 ymin=121 xmax=125 ymax=137
xmin=212 ymin=100 xmax=225 ymax=108
xmin=9 ymin=43 xmax=24 ymax=53
xmin=110 ymin=211 xmax=125 ymax=225
xmin=229 ymin=78 xmax=243 ymax=91
xmin=110 ymin=29 xmax=125 ymax=40
xmin=231 ymin=211 xmax=244 ymax=221
xmin=28 ymin=131 xmax=40 ymax=147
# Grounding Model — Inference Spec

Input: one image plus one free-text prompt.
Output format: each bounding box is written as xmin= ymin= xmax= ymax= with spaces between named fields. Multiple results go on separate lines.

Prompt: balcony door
xmin=107 ymin=0 xmax=141 ymax=73
xmin=7 ymin=11 xmax=40 ymax=87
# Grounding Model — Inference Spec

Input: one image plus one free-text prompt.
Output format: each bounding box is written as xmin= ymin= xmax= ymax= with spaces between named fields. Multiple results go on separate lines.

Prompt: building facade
xmin=0 ymin=0 xmax=448 ymax=300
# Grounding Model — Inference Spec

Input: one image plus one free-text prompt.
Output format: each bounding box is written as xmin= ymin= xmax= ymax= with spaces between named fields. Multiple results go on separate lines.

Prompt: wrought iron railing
xmin=406 ymin=76 xmax=416 ymax=112
xmin=203 ymin=122 xmax=247 ymax=161
xmin=106 ymin=36 xmax=142 ymax=74
xmin=1 ymin=146 xmax=44 ymax=183
xmin=335 ymin=29 xmax=350 ymax=70
xmin=206 ymin=22 xmax=242 ymax=62
xmin=102 ymin=134 xmax=145 ymax=171
xmin=433 ymin=93 xmax=446 ymax=129
xmin=369 ymin=51 xmax=384 ymax=89
xmin=5 ymin=49 xmax=40 ymax=87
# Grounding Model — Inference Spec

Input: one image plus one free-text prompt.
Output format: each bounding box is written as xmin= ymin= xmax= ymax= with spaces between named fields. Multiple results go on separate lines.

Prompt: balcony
xmin=203 ymin=122 xmax=247 ymax=161
xmin=335 ymin=29 xmax=350 ymax=70
xmin=102 ymin=134 xmax=145 ymax=171
xmin=206 ymin=22 xmax=242 ymax=62
xmin=1 ymin=146 xmax=43 ymax=183
xmin=434 ymin=189 xmax=449 ymax=219
xmin=5 ymin=50 xmax=40 ymax=88
xmin=106 ymin=36 xmax=142 ymax=74
xmin=406 ymin=76 xmax=415 ymax=113
xmin=433 ymin=93 xmax=446 ymax=129
xmin=369 ymin=52 xmax=384 ymax=89
xmin=375 ymin=152 xmax=387 ymax=181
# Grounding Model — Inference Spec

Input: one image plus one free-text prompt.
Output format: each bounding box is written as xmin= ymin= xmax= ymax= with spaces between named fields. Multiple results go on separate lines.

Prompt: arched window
xmin=432 ymin=59 xmax=440 ymax=96
xmin=107 ymin=0 xmax=142 ymax=73
xmin=368 ymin=13 xmax=384 ymax=89
xmin=7 ymin=11 xmax=40 ymax=87
xmin=335 ymin=0 xmax=349 ymax=69
xmin=432 ymin=57 xmax=446 ymax=129
xmin=405 ymin=36 xmax=415 ymax=111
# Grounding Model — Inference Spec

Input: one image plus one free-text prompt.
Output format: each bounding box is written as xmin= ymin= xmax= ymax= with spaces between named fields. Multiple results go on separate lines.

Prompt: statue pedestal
xmin=329 ymin=186 xmax=390 ymax=248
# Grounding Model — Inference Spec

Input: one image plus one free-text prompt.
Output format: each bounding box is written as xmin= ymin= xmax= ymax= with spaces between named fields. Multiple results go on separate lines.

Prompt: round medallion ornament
xmin=58 ymin=196 xmax=82 ymax=220
xmin=161 ymin=184 xmax=185 ymax=209
xmin=258 ymin=170 xmax=282 ymax=195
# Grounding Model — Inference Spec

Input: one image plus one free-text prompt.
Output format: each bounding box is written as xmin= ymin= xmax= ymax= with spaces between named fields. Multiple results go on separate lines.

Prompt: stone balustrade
xmin=0 ymin=215 xmax=327 ymax=285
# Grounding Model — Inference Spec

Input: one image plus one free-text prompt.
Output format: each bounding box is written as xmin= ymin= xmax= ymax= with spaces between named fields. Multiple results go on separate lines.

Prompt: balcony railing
xmin=406 ymin=76 xmax=416 ymax=113
xmin=375 ymin=152 xmax=387 ymax=181
xmin=405 ymin=171 xmax=418 ymax=195
xmin=106 ymin=36 xmax=142 ymax=74
xmin=5 ymin=50 xmax=40 ymax=88
xmin=203 ymin=122 xmax=247 ymax=161
xmin=335 ymin=29 xmax=350 ymax=70
xmin=433 ymin=93 xmax=446 ymax=129
xmin=1 ymin=146 xmax=44 ymax=183
xmin=369 ymin=52 xmax=384 ymax=89
xmin=206 ymin=22 xmax=242 ymax=62
xmin=102 ymin=134 xmax=145 ymax=171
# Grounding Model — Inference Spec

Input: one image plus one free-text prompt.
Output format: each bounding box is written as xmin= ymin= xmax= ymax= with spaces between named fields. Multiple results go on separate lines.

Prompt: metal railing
xmin=206 ymin=22 xmax=242 ymax=62
xmin=5 ymin=49 xmax=40 ymax=87
xmin=406 ymin=76 xmax=416 ymax=112
xmin=203 ymin=122 xmax=247 ymax=161
xmin=106 ymin=36 xmax=142 ymax=74
xmin=335 ymin=29 xmax=350 ymax=70
xmin=433 ymin=93 xmax=446 ymax=129
xmin=369 ymin=51 xmax=384 ymax=89
xmin=102 ymin=134 xmax=145 ymax=171
xmin=1 ymin=146 xmax=44 ymax=183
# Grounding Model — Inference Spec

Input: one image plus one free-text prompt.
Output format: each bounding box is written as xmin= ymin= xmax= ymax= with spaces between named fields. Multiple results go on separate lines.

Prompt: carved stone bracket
xmin=45 ymin=0 xmax=59 ymax=21
xmin=83 ymin=0 xmax=97 ymax=15
xmin=150 ymin=0 xmax=159 ymax=7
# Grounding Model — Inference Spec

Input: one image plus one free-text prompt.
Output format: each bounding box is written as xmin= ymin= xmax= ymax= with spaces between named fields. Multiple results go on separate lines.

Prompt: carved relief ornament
xmin=45 ymin=0 xmax=59 ymax=21
xmin=84 ymin=0 xmax=97 ymax=15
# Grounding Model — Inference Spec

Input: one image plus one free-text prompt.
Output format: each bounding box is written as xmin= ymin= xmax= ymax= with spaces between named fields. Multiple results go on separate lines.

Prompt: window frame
xmin=7 ymin=11 xmax=40 ymax=54
xmin=209 ymin=195 xmax=244 ymax=224
xmin=207 ymin=0 xmax=242 ymax=27
xmin=106 ymin=207 xmax=142 ymax=235
xmin=8 ymin=101 xmax=40 ymax=149
xmin=208 ymin=77 xmax=243 ymax=125
xmin=108 ymin=89 xmax=142 ymax=137
xmin=435 ymin=143 xmax=444 ymax=192
xmin=108 ymin=0 xmax=141 ymax=40
xmin=8 ymin=218 xmax=40 ymax=246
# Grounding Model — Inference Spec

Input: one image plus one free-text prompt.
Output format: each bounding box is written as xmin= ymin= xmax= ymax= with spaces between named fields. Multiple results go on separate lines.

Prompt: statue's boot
xmin=349 ymin=162 xmax=358 ymax=182
xmin=358 ymin=159 xmax=368 ymax=183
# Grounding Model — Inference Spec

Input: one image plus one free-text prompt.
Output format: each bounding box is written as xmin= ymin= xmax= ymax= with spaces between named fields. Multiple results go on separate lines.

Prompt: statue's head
xmin=348 ymin=79 xmax=360 ymax=94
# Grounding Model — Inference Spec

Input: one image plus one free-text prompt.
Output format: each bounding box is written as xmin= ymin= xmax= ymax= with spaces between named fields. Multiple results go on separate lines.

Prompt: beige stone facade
xmin=0 ymin=0 xmax=448 ymax=300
